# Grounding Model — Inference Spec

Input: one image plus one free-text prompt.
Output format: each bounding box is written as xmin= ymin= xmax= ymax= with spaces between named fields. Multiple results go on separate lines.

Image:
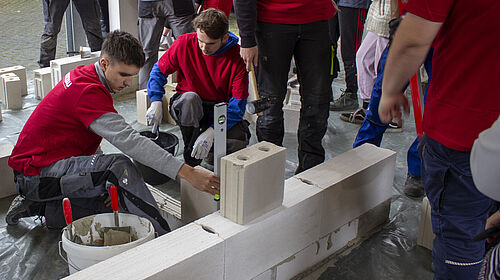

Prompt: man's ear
xmin=222 ymin=32 xmax=229 ymax=43
xmin=99 ymin=57 xmax=110 ymax=72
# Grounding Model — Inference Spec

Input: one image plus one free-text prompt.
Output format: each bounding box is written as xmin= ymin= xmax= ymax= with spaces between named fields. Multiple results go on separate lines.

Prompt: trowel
xmin=103 ymin=185 xmax=132 ymax=246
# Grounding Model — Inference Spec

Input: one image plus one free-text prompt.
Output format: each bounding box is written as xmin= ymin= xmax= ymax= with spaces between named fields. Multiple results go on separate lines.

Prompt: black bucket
xmin=134 ymin=130 xmax=179 ymax=185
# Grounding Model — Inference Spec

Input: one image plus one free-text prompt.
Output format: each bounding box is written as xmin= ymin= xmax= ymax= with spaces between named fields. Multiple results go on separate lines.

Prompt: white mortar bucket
xmin=59 ymin=213 xmax=155 ymax=274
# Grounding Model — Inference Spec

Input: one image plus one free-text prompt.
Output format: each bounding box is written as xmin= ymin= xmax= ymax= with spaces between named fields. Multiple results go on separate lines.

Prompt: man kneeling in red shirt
xmin=6 ymin=31 xmax=219 ymax=234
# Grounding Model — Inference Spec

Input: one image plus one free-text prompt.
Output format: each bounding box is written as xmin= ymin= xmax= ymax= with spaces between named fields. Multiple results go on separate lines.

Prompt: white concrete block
xmin=181 ymin=166 xmax=216 ymax=224
xmin=136 ymin=89 xmax=150 ymax=125
xmin=3 ymin=75 xmax=22 ymax=110
xmin=295 ymin=143 xmax=396 ymax=236
xmin=50 ymin=52 xmax=100 ymax=87
xmin=167 ymin=71 xmax=177 ymax=84
xmin=417 ymin=196 xmax=434 ymax=250
xmin=197 ymin=177 xmax=323 ymax=280
xmin=283 ymin=103 xmax=300 ymax=133
xmin=0 ymin=73 xmax=17 ymax=104
xmin=33 ymin=67 xmax=52 ymax=99
xmin=0 ymin=144 xmax=16 ymax=198
xmin=0 ymin=66 xmax=27 ymax=96
xmin=161 ymin=84 xmax=177 ymax=125
xmin=288 ymin=91 xmax=301 ymax=106
xmin=108 ymin=0 xmax=139 ymax=39
xmin=64 ymin=223 xmax=225 ymax=280
xmin=221 ymin=141 xmax=286 ymax=224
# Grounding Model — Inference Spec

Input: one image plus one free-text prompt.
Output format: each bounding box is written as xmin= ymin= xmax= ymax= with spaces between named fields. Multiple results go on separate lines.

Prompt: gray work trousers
xmin=38 ymin=0 xmax=103 ymax=68
xmin=138 ymin=1 xmax=194 ymax=89
xmin=14 ymin=154 xmax=170 ymax=234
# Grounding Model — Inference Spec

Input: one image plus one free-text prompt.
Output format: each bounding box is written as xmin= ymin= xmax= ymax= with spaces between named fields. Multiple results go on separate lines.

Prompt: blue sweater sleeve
xmin=226 ymin=97 xmax=247 ymax=130
xmin=147 ymin=62 xmax=168 ymax=102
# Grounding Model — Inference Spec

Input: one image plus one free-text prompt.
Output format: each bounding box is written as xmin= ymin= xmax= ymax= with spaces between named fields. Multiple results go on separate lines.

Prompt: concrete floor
xmin=0 ymin=1 xmax=433 ymax=279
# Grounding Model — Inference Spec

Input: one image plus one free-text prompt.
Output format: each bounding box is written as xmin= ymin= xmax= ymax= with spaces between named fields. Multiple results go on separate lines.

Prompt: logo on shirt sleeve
xmin=64 ymin=72 xmax=72 ymax=88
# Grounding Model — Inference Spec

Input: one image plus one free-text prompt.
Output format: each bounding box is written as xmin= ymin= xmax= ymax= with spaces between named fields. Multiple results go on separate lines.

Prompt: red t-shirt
xmin=203 ymin=0 xmax=232 ymax=19
xmin=9 ymin=64 xmax=117 ymax=175
xmin=407 ymin=0 xmax=500 ymax=151
xmin=158 ymin=32 xmax=248 ymax=101
xmin=257 ymin=0 xmax=336 ymax=24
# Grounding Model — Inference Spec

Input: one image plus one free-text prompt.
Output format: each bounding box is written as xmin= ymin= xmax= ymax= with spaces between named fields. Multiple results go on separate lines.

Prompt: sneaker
xmin=330 ymin=91 xmax=358 ymax=111
xmin=5 ymin=196 xmax=42 ymax=225
xmin=386 ymin=121 xmax=403 ymax=133
xmin=403 ymin=173 xmax=424 ymax=198
xmin=340 ymin=108 xmax=365 ymax=124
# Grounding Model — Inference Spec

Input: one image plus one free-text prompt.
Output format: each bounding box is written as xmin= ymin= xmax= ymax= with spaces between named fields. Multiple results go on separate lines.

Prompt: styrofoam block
xmin=283 ymin=103 xmax=300 ymax=133
xmin=417 ymin=196 xmax=434 ymax=250
xmin=33 ymin=67 xmax=52 ymax=99
xmin=0 ymin=73 xmax=17 ymax=104
xmin=275 ymin=219 xmax=359 ymax=280
xmin=3 ymin=75 xmax=22 ymax=110
xmin=295 ymin=143 xmax=396 ymax=236
xmin=108 ymin=0 xmax=139 ymax=39
xmin=197 ymin=177 xmax=323 ymax=280
xmin=181 ymin=166 xmax=216 ymax=224
xmin=50 ymin=51 xmax=100 ymax=87
xmin=221 ymin=141 xmax=286 ymax=224
xmin=0 ymin=144 xmax=16 ymax=198
xmin=64 ymin=223 xmax=225 ymax=280
xmin=0 ymin=66 xmax=27 ymax=96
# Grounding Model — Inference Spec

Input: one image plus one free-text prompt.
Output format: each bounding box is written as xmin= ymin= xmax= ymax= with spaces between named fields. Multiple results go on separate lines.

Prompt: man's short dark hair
xmin=101 ymin=31 xmax=145 ymax=67
xmin=192 ymin=8 xmax=229 ymax=39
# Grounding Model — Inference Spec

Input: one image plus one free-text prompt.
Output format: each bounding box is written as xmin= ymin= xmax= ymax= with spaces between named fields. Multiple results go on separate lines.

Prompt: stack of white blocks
xmin=0 ymin=66 xmax=27 ymax=97
xmin=33 ymin=67 xmax=52 ymax=100
xmin=221 ymin=141 xmax=286 ymax=224
xmin=1 ymin=73 xmax=22 ymax=109
xmin=65 ymin=143 xmax=396 ymax=280
xmin=136 ymin=85 xmax=177 ymax=126
xmin=50 ymin=52 xmax=101 ymax=87
xmin=0 ymin=144 xmax=16 ymax=198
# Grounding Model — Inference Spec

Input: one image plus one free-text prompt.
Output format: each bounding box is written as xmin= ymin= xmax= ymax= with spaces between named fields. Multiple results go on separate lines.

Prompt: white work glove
xmin=146 ymin=101 xmax=163 ymax=130
xmin=191 ymin=127 xmax=214 ymax=160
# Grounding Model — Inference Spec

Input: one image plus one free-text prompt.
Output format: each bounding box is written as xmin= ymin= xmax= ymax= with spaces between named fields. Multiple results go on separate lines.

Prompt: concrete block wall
xmin=50 ymin=52 xmax=100 ymax=87
xmin=221 ymin=141 xmax=286 ymax=224
xmin=0 ymin=144 xmax=16 ymax=198
xmin=2 ymin=74 xmax=22 ymax=109
xmin=33 ymin=67 xmax=52 ymax=100
xmin=64 ymin=144 xmax=396 ymax=280
xmin=0 ymin=66 xmax=27 ymax=96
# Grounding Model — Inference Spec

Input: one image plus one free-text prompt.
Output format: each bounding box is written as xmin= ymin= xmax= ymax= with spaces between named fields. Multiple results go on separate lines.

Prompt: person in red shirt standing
xmin=234 ymin=0 xmax=337 ymax=173
xmin=146 ymin=9 xmax=250 ymax=167
xmin=194 ymin=0 xmax=232 ymax=19
xmin=6 ymin=31 xmax=219 ymax=234
xmin=379 ymin=0 xmax=500 ymax=278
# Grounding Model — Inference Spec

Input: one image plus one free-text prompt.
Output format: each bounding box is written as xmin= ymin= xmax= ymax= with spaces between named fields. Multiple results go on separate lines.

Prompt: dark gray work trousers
xmin=255 ymin=20 xmax=333 ymax=173
xmin=38 ymin=0 xmax=103 ymax=68
xmin=14 ymin=154 xmax=170 ymax=234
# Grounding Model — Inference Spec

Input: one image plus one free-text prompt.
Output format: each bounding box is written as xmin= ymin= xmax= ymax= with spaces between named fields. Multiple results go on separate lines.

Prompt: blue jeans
xmin=420 ymin=135 xmax=494 ymax=279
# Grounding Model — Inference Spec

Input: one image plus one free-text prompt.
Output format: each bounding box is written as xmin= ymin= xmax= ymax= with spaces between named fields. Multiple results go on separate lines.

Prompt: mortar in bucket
xmin=59 ymin=213 xmax=155 ymax=274
xmin=134 ymin=130 xmax=178 ymax=185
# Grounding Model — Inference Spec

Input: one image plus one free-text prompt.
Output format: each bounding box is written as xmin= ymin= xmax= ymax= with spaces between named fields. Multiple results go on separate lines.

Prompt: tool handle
xmin=249 ymin=64 xmax=259 ymax=100
xmin=410 ymin=74 xmax=423 ymax=138
xmin=110 ymin=185 xmax=119 ymax=212
xmin=62 ymin=198 xmax=72 ymax=225
xmin=473 ymin=226 xmax=500 ymax=241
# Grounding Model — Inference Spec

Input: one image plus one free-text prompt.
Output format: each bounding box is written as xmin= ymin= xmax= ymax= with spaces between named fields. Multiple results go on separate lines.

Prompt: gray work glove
xmin=146 ymin=101 xmax=163 ymax=130
xmin=191 ymin=127 xmax=214 ymax=159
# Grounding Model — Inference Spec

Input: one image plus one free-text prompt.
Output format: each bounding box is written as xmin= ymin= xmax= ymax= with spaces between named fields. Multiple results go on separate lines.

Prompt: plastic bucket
xmin=59 ymin=213 xmax=155 ymax=274
xmin=134 ymin=130 xmax=178 ymax=185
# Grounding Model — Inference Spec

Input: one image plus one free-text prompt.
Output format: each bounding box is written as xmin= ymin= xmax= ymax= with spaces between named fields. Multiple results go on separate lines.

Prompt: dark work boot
xmin=6 ymin=196 xmax=43 ymax=225
xmin=330 ymin=91 xmax=359 ymax=111
xmin=403 ymin=173 xmax=424 ymax=198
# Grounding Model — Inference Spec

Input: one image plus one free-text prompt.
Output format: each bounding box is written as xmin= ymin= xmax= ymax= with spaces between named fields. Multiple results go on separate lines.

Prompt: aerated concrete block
xmin=0 ymin=66 xmax=27 ymax=96
xmin=283 ymin=103 xmax=300 ymax=133
xmin=136 ymin=85 xmax=177 ymax=126
xmin=220 ymin=141 xmax=286 ymax=224
xmin=0 ymin=73 xmax=17 ymax=104
xmin=161 ymin=85 xmax=177 ymax=125
xmin=2 ymin=74 xmax=22 ymax=109
xmin=0 ymin=144 xmax=16 ymax=198
xmin=417 ymin=196 xmax=434 ymax=250
xmin=197 ymin=177 xmax=323 ymax=280
xmin=33 ymin=67 xmax=52 ymax=99
xmin=64 ymin=223 xmax=225 ymax=280
xmin=181 ymin=166 xmax=216 ymax=224
xmin=50 ymin=52 xmax=100 ymax=87
xmin=295 ymin=143 xmax=396 ymax=237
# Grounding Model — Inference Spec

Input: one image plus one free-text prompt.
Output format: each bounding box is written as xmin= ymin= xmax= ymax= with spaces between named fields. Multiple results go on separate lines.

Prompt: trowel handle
xmin=110 ymin=185 xmax=119 ymax=212
xmin=62 ymin=198 xmax=72 ymax=226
